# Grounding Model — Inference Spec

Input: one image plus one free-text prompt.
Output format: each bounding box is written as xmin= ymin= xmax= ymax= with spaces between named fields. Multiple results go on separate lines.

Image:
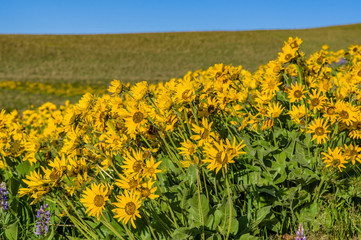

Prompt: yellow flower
xmin=265 ymin=60 xmax=283 ymax=76
xmin=260 ymin=118 xmax=274 ymax=131
xmin=137 ymin=179 xmax=159 ymax=200
xmin=284 ymin=37 xmax=303 ymax=50
xmin=278 ymin=45 xmax=297 ymax=64
xmin=198 ymin=96 xmax=218 ymax=117
xmin=342 ymin=144 xmax=361 ymax=165
xmin=121 ymin=149 xmax=145 ymax=178
xmin=322 ymin=99 xmax=337 ymax=124
xmin=267 ymin=102 xmax=284 ymax=118
xmin=108 ymin=79 xmax=123 ymax=96
xmin=261 ymin=75 xmax=281 ymax=95
xmin=203 ymin=140 xmax=236 ymax=173
xmin=19 ymin=170 xmax=51 ymax=204
xmin=307 ymin=89 xmax=326 ymax=113
xmin=119 ymin=106 xmax=148 ymax=138
xmin=288 ymin=82 xmax=308 ymax=103
xmin=288 ymin=104 xmax=306 ymax=123
xmin=322 ymin=147 xmax=347 ymax=172
xmin=80 ymin=183 xmax=110 ymax=220
xmin=335 ymin=101 xmax=356 ymax=126
xmin=175 ymin=78 xmax=195 ymax=104
xmin=115 ymin=175 xmax=140 ymax=191
xmin=112 ymin=191 xmax=142 ymax=228
xmin=190 ymin=118 xmax=216 ymax=147
xmin=143 ymin=157 xmax=162 ymax=180
xmin=178 ymin=139 xmax=197 ymax=161
xmin=131 ymin=81 xmax=148 ymax=101
xmin=307 ymin=118 xmax=330 ymax=144
xmin=225 ymin=137 xmax=246 ymax=157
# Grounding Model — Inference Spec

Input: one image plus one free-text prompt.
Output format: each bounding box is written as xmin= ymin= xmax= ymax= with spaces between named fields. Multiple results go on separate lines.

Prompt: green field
xmin=0 ymin=23 xmax=360 ymax=111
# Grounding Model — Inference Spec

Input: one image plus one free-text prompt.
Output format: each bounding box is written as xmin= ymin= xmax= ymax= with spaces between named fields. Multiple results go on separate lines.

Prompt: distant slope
xmin=0 ymin=23 xmax=360 ymax=111
xmin=0 ymin=23 xmax=360 ymax=85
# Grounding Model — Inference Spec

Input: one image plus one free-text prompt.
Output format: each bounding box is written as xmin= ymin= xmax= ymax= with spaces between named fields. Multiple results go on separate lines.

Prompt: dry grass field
xmin=0 ymin=23 xmax=360 ymax=111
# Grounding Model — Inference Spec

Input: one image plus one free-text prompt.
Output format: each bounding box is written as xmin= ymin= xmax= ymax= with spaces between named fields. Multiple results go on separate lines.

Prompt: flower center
xmin=317 ymin=56 xmax=323 ymax=64
xmin=273 ymin=66 xmax=281 ymax=73
xmin=357 ymin=70 xmax=361 ymax=77
xmin=133 ymin=161 xmax=143 ymax=173
xmin=142 ymin=150 xmax=151 ymax=159
xmin=327 ymin=106 xmax=335 ymax=115
xmin=182 ymin=89 xmax=192 ymax=100
xmin=208 ymin=105 xmax=215 ymax=113
xmin=348 ymin=149 xmax=358 ymax=157
xmin=315 ymin=127 xmax=325 ymax=136
xmin=268 ymin=81 xmax=276 ymax=89
xmin=49 ymin=170 xmax=60 ymax=180
xmin=141 ymin=187 xmax=151 ymax=198
xmin=285 ymin=53 xmax=293 ymax=61
xmin=294 ymin=90 xmax=303 ymax=99
xmin=290 ymin=42 xmax=298 ymax=49
xmin=215 ymin=152 xmax=228 ymax=165
xmin=215 ymin=152 xmax=223 ymax=164
xmin=128 ymin=179 xmax=138 ymax=189
xmin=125 ymin=202 xmax=136 ymax=215
xmin=311 ymin=98 xmax=320 ymax=106
xmin=188 ymin=146 xmax=196 ymax=155
xmin=339 ymin=110 xmax=349 ymax=119
xmin=93 ymin=195 xmax=105 ymax=207
xmin=132 ymin=112 xmax=144 ymax=123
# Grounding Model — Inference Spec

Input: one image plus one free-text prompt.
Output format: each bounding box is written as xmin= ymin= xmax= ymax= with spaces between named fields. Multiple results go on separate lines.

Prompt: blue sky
xmin=1 ymin=0 xmax=361 ymax=34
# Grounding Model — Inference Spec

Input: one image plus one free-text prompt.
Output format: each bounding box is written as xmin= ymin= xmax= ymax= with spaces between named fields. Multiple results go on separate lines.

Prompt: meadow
xmin=0 ymin=25 xmax=361 ymax=239
xmin=0 ymin=23 xmax=361 ymax=111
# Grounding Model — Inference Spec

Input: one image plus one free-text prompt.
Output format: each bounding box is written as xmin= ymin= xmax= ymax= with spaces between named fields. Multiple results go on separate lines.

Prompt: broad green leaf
xmin=4 ymin=221 xmax=18 ymax=240
xmin=186 ymin=164 xmax=197 ymax=186
xmin=16 ymin=160 xmax=31 ymax=176
xmin=250 ymin=206 xmax=271 ymax=229
xmin=188 ymin=193 xmax=210 ymax=226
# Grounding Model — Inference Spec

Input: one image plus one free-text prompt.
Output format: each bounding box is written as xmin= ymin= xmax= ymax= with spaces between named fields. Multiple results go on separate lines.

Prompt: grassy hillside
xmin=0 ymin=23 xmax=360 ymax=111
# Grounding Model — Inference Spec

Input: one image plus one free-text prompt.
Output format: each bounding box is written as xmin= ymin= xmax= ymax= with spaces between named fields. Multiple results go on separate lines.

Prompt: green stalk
xmin=122 ymin=221 xmax=137 ymax=240
xmin=183 ymin=108 xmax=193 ymax=136
xmin=55 ymin=199 xmax=96 ymax=240
xmin=100 ymin=216 xmax=126 ymax=240
xmin=196 ymin=167 xmax=205 ymax=240
xmin=202 ymin=168 xmax=210 ymax=201
xmin=141 ymin=211 xmax=159 ymax=240
xmin=225 ymin=171 xmax=232 ymax=240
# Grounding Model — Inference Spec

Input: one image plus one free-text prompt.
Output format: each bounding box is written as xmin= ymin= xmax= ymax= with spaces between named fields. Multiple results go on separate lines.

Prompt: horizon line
xmin=0 ymin=22 xmax=360 ymax=36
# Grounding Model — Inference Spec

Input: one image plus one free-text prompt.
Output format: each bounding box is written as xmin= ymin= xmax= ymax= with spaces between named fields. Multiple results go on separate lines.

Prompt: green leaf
xmin=172 ymin=227 xmax=200 ymax=239
xmin=9 ymin=177 xmax=20 ymax=196
xmin=16 ymin=160 xmax=31 ymax=176
xmin=206 ymin=234 xmax=223 ymax=240
xmin=186 ymin=164 xmax=197 ymax=186
xmin=4 ymin=221 xmax=18 ymax=240
xmin=187 ymin=193 xmax=210 ymax=226
xmin=238 ymin=233 xmax=258 ymax=240
xmin=251 ymin=206 xmax=271 ymax=230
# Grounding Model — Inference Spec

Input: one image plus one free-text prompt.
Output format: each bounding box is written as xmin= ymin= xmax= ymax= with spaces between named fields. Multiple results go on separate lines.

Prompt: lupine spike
xmin=34 ymin=204 xmax=51 ymax=236
xmin=295 ymin=223 xmax=306 ymax=240
xmin=0 ymin=182 xmax=9 ymax=211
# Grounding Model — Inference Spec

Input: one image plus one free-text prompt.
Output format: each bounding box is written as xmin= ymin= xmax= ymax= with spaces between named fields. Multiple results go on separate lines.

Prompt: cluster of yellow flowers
xmin=1 ymin=37 xmax=361 ymax=228
xmin=0 ymin=80 xmax=105 ymax=97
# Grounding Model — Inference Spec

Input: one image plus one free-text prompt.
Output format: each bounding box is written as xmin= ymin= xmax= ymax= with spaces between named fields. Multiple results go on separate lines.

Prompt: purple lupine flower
xmin=34 ymin=204 xmax=51 ymax=236
xmin=295 ymin=223 xmax=306 ymax=240
xmin=0 ymin=182 xmax=9 ymax=211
